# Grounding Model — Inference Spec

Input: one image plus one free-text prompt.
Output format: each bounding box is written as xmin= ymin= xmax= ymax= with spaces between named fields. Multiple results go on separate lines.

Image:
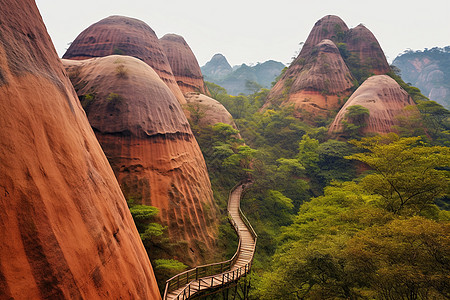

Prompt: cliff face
xmin=63 ymin=56 xmax=218 ymax=265
xmin=268 ymin=40 xmax=354 ymax=117
xmin=345 ymin=24 xmax=390 ymax=75
xmin=63 ymin=15 xmax=185 ymax=104
xmin=393 ymin=48 xmax=450 ymax=109
xmin=329 ymin=75 xmax=417 ymax=135
xmin=0 ymin=2 xmax=160 ymax=299
xmin=160 ymin=34 xmax=207 ymax=95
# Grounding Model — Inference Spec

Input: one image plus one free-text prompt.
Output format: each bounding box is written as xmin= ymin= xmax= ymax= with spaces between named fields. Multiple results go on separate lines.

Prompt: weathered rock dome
xmin=329 ymin=75 xmax=418 ymax=135
xmin=184 ymin=92 xmax=238 ymax=129
xmin=267 ymin=39 xmax=354 ymax=117
xmin=63 ymin=55 xmax=218 ymax=265
xmin=63 ymin=15 xmax=185 ymax=104
xmin=160 ymin=34 xmax=207 ymax=95
xmin=0 ymin=2 xmax=160 ymax=299
xmin=346 ymin=24 xmax=390 ymax=75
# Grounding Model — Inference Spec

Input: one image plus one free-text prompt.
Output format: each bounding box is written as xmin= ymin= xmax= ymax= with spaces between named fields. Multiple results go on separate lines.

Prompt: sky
xmin=36 ymin=0 xmax=449 ymax=67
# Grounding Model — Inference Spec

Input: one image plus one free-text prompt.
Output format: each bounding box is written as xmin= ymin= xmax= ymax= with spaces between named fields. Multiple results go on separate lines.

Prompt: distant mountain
xmin=393 ymin=47 xmax=450 ymax=109
xmin=201 ymin=53 xmax=233 ymax=79
xmin=201 ymin=54 xmax=285 ymax=95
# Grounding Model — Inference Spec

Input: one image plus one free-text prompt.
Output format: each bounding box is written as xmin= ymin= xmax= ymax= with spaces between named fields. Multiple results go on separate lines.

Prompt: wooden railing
xmin=163 ymin=182 xmax=257 ymax=300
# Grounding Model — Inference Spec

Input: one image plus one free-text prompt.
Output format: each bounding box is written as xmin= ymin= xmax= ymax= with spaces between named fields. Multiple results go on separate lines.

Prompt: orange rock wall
xmin=160 ymin=34 xmax=207 ymax=95
xmin=0 ymin=1 xmax=160 ymax=299
xmin=63 ymin=56 xmax=218 ymax=265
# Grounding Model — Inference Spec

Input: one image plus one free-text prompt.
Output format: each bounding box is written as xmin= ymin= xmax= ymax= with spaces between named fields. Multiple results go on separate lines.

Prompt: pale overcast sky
xmin=36 ymin=0 xmax=449 ymax=67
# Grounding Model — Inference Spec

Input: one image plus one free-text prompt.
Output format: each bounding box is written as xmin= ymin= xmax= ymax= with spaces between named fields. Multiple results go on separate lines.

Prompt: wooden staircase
xmin=163 ymin=183 xmax=257 ymax=300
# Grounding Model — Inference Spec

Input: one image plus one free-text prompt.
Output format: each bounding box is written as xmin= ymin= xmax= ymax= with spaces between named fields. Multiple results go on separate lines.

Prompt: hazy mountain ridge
xmin=201 ymin=54 xmax=285 ymax=95
xmin=393 ymin=47 xmax=450 ymax=109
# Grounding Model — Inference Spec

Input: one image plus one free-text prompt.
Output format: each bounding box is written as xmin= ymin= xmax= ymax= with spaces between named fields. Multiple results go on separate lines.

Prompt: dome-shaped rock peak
xmin=160 ymin=34 xmax=207 ymax=95
xmin=63 ymin=15 xmax=185 ymax=104
xmin=63 ymin=56 xmax=218 ymax=265
xmin=329 ymin=75 xmax=418 ymax=136
xmin=299 ymin=15 xmax=349 ymax=59
xmin=345 ymin=24 xmax=390 ymax=75
xmin=0 ymin=2 xmax=160 ymax=299
xmin=184 ymin=92 xmax=239 ymax=129
xmin=267 ymin=39 xmax=355 ymax=119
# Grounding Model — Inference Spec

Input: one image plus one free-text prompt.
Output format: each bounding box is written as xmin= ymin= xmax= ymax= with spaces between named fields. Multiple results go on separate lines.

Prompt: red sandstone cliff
xmin=160 ymin=34 xmax=208 ymax=95
xmin=0 ymin=2 xmax=160 ymax=299
xmin=63 ymin=56 xmax=218 ymax=265
xmin=63 ymin=15 xmax=185 ymax=104
xmin=267 ymin=39 xmax=355 ymax=118
xmin=328 ymin=75 xmax=418 ymax=136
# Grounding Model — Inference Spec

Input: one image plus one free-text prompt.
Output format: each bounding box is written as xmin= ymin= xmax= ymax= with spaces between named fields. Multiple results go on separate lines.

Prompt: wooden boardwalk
xmin=163 ymin=183 xmax=257 ymax=300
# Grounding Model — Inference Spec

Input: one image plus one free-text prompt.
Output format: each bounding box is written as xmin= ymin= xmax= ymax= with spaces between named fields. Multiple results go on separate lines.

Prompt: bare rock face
xmin=267 ymin=15 xmax=391 ymax=120
xmin=329 ymin=75 xmax=417 ymax=135
xmin=63 ymin=56 xmax=218 ymax=265
xmin=160 ymin=34 xmax=207 ymax=95
xmin=184 ymin=92 xmax=238 ymax=129
xmin=299 ymin=15 xmax=349 ymax=59
xmin=268 ymin=40 xmax=354 ymax=117
xmin=63 ymin=15 xmax=185 ymax=104
xmin=345 ymin=24 xmax=390 ymax=75
xmin=0 ymin=2 xmax=160 ymax=299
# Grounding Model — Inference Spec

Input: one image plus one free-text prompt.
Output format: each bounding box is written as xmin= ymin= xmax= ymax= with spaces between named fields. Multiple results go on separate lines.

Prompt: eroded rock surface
xmin=0 ymin=2 xmax=160 ymax=299
xmin=63 ymin=56 xmax=218 ymax=265
xmin=346 ymin=24 xmax=390 ymax=75
xmin=268 ymin=40 xmax=354 ymax=118
xmin=329 ymin=75 xmax=417 ymax=135
xmin=184 ymin=92 xmax=238 ymax=129
xmin=160 ymin=34 xmax=207 ymax=95
xmin=63 ymin=15 xmax=185 ymax=104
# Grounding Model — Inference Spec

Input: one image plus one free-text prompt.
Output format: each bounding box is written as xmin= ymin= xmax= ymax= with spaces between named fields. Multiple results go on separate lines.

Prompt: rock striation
xmin=267 ymin=40 xmax=355 ymax=117
xmin=160 ymin=34 xmax=207 ymax=95
xmin=345 ymin=24 xmax=390 ymax=75
xmin=299 ymin=15 xmax=349 ymax=59
xmin=0 ymin=1 xmax=160 ymax=299
xmin=63 ymin=15 xmax=185 ymax=104
xmin=266 ymin=15 xmax=391 ymax=119
xmin=63 ymin=55 xmax=218 ymax=265
xmin=328 ymin=75 xmax=418 ymax=136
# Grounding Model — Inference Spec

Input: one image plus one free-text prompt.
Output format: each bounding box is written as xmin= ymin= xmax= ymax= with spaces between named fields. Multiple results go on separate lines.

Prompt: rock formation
xmin=63 ymin=55 xmax=218 ymax=265
xmin=266 ymin=15 xmax=391 ymax=120
xmin=328 ymin=75 xmax=417 ymax=136
xmin=298 ymin=15 xmax=349 ymax=59
xmin=345 ymin=24 xmax=390 ymax=75
xmin=393 ymin=47 xmax=450 ymax=109
xmin=63 ymin=15 xmax=185 ymax=104
xmin=267 ymin=40 xmax=355 ymax=118
xmin=184 ymin=92 xmax=238 ymax=129
xmin=160 ymin=34 xmax=207 ymax=95
xmin=0 ymin=2 xmax=160 ymax=299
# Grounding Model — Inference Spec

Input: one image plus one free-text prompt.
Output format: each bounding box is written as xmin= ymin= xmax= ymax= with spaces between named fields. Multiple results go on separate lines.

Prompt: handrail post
xmin=196 ymin=267 xmax=199 ymax=280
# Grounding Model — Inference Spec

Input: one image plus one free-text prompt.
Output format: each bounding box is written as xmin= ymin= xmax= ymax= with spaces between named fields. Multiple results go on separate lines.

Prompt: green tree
xmin=346 ymin=134 xmax=450 ymax=215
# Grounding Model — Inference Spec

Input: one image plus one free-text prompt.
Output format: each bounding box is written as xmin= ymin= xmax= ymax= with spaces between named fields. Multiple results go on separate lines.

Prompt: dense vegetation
xmin=189 ymin=77 xmax=450 ymax=299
